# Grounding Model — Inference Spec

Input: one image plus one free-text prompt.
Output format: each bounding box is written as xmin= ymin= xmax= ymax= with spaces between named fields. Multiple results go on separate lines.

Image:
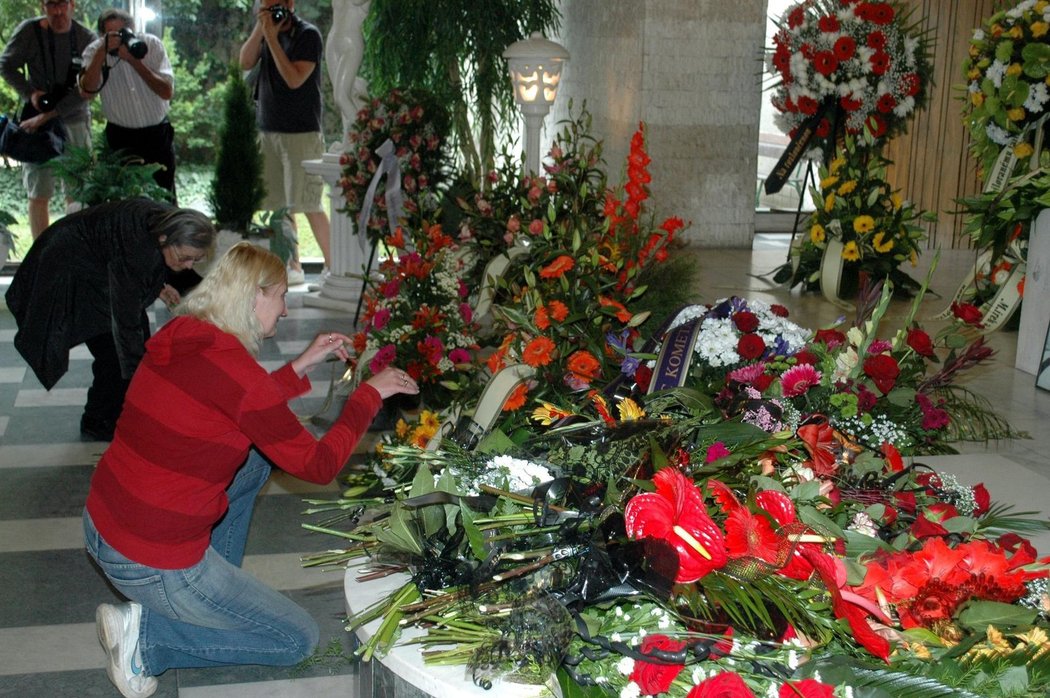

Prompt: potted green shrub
xmin=207 ymin=63 xmax=293 ymax=266
xmin=48 ymin=142 xmax=172 ymax=207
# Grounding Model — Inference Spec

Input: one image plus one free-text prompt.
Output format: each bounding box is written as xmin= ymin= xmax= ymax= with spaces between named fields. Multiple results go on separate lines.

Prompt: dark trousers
xmin=104 ymin=119 xmax=177 ymax=201
xmin=83 ymin=332 xmax=131 ymax=425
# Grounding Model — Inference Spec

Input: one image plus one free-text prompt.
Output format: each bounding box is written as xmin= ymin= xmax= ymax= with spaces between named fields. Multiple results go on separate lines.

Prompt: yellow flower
xmin=1038 ymin=1 xmax=1048 ymax=13
xmin=420 ymin=410 xmax=441 ymax=432
xmin=892 ymin=192 xmax=903 ymax=210
xmin=1014 ymin=141 xmax=1035 ymax=158
xmin=853 ymin=215 xmax=876 ymax=234
xmin=873 ymin=231 xmax=894 ymax=253
xmin=837 ymin=179 xmax=857 ymax=195
xmin=824 ymin=192 xmax=836 ymax=213
xmin=1007 ymin=62 xmax=1023 ymax=76
xmin=617 ymin=397 xmax=645 ymax=421
xmin=1008 ymin=25 xmax=1024 ymax=39
xmin=842 ymin=241 xmax=861 ymax=261
xmin=829 ymin=156 xmax=846 ymax=174
xmin=395 ymin=418 xmax=410 ymax=440
xmin=910 ymin=248 xmax=918 ymax=266
xmin=820 ymin=175 xmax=839 ymax=190
xmin=970 ymin=91 xmax=985 ymax=107
xmin=967 ymin=67 xmax=981 ymax=80
xmin=810 ymin=223 xmax=826 ymax=244
xmin=410 ymin=425 xmax=436 ymax=448
xmin=1007 ymin=106 xmax=1026 ymax=121
xmin=1034 ymin=21 xmax=1050 ymax=38
xmin=969 ymin=44 xmax=981 ymax=58
xmin=531 ymin=402 xmax=573 ymax=426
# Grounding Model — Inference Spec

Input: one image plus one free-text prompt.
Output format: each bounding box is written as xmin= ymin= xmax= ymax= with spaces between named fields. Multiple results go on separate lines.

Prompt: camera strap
xmin=32 ymin=22 xmax=76 ymax=92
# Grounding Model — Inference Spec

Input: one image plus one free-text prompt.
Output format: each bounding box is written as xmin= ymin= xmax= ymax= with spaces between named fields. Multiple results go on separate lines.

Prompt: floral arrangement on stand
xmin=776 ymin=131 xmax=934 ymax=295
xmin=962 ymin=0 xmax=1050 ymax=178
xmin=769 ymin=0 xmax=933 ymax=153
xmin=455 ymin=111 xmax=686 ymax=439
xmin=350 ymin=224 xmax=481 ymax=407
xmin=337 ymin=88 xmax=451 ymax=244
xmin=767 ymin=0 xmax=934 ymax=301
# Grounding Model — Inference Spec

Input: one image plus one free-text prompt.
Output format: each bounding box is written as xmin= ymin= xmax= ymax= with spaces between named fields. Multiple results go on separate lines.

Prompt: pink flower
xmin=528 ymin=218 xmax=545 ymax=235
xmin=868 ymin=339 xmax=893 ymax=354
xmin=458 ymin=281 xmax=469 ymax=298
xmin=506 ymin=216 xmax=521 ymax=233
xmin=371 ymin=308 xmax=391 ymax=331
xmin=369 ymin=344 xmax=396 ymax=373
xmin=379 ymin=279 xmax=401 ymax=299
xmin=448 ymin=348 xmax=471 ymax=365
xmin=459 ymin=303 xmax=473 ymax=323
xmin=705 ymin=442 xmax=732 ymax=463
xmin=727 ymin=363 xmax=766 ymax=385
xmin=780 ymin=364 xmax=822 ymax=397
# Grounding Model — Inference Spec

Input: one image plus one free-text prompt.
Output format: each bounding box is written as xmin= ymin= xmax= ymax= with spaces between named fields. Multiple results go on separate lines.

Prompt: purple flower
xmin=868 ymin=339 xmax=893 ymax=355
xmin=705 ymin=442 xmax=732 ymax=463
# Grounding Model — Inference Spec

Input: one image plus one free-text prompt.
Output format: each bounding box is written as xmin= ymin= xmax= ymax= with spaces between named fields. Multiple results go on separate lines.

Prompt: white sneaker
xmin=96 ymin=602 xmax=157 ymax=698
xmin=287 ymin=268 xmax=306 ymax=285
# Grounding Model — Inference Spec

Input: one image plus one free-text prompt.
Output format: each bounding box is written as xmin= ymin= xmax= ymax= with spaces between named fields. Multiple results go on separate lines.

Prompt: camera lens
xmin=269 ymin=6 xmax=288 ymax=23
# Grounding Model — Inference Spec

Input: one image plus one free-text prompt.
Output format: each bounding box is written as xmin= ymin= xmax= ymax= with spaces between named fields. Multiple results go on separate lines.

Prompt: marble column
xmin=301 ymin=154 xmax=372 ymax=316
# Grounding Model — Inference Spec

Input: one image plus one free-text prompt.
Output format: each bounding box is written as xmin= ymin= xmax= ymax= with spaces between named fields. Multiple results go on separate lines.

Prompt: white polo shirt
xmin=81 ymin=32 xmax=172 ymax=129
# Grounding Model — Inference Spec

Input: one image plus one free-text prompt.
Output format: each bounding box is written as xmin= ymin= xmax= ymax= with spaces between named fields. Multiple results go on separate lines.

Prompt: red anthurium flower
xmin=800 ymin=547 xmax=892 ymax=660
xmin=687 ymin=672 xmax=756 ymax=698
xmin=797 ymin=421 xmax=838 ymax=476
xmin=630 ymin=634 xmax=686 ymax=694
xmin=625 ymin=468 xmax=728 ymax=583
xmin=780 ymin=678 xmax=836 ymax=698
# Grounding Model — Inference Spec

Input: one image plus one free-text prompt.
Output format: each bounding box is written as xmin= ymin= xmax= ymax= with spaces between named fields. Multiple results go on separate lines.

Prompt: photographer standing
xmin=238 ymin=0 xmax=331 ymax=285
xmin=80 ymin=9 xmax=177 ymax=200
xmin=0 ymin=0 xmax=94 ymax=238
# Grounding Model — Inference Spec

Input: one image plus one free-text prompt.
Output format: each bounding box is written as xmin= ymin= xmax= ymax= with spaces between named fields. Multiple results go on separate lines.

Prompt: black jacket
xmin=6 ymin=199 xmax=173 ymax=389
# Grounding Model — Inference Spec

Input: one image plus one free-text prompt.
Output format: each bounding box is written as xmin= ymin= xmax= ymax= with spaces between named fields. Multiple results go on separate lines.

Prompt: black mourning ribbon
xmin=764 ymin=98 xmax=834 ymax=195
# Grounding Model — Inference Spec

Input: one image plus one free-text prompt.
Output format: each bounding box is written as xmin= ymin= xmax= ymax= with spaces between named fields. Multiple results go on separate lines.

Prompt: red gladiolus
xmin=687 ymin=671 xmax=756 ymax=697
xmin=906 ymin=328 xmax=935 ymax=357
xmin=624 ymin=468 xmax=728 ymax=583
xmin=630 ymin=634 xmax=686 ymax=694
xmin=863 ymin=354 xmax=900 ymax=394
xmin=737 ymin=334 xmax=766 ymax=361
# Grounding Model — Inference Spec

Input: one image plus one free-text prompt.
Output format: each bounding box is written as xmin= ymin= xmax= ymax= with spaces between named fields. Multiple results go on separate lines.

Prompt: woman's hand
xmin=291 ymin=331 xmax=353 ymax=378
xmin=159 ymin=283 xmax=181 ymax=309
xmin=365 ymin=366 xmax=420 ymax=400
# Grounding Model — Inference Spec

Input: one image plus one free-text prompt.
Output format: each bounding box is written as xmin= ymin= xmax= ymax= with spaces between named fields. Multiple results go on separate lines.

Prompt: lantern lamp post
xmin=502 ymin=32 xmax=569 ymax=175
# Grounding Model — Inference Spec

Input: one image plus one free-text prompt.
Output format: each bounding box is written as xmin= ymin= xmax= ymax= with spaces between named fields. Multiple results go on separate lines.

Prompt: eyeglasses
xmin=176 ymin=252 xmax=206 ymax=264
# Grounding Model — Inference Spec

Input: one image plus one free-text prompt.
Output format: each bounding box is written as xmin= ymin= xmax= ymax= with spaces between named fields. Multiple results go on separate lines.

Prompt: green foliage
xmin=362 ymin=0 xmax=560 ymax=183
xmin=209 ymin=62 xmax=264 ymax=233
xmin=47 ymin=142 xmax=173 ymax=207
xmin=163 ymin=29 xmax=225 ymax=165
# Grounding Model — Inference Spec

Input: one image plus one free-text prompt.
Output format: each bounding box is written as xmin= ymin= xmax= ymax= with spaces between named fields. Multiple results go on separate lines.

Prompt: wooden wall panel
xmin=882 ymin=0 xmax=998 ymax=249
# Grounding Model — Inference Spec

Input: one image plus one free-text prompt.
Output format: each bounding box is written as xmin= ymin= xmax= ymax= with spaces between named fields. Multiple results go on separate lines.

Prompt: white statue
xmin=327 ymin=0 xmax=371 ymax=153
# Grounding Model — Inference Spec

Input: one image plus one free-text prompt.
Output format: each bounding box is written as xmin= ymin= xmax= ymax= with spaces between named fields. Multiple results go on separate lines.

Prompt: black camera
xmin=266 ymin=5 xmax=289 ymax=24
xmin=110 ymin=27 xmax=148 ymax=60
xmin=38 ymin=57 xmax=83 ymax=112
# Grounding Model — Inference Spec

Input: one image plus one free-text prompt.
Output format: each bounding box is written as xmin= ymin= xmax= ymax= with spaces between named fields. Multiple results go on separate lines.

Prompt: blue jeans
xmin=83 ymin=450 xmax=319 ymax=675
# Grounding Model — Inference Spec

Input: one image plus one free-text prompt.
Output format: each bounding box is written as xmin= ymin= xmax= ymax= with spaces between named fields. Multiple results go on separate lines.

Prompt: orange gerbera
xmin=502 ymin=383 xmax=528 ymax=412
xmin=598 ymin=295 xmax=632 ymax=323
xmin=539 ymin=255 xmax=575 ymax=279
xmin=548 ymin=300 xmax=569 ymax=322
xmin=534 ymin=306 xmax=551 ymax=330
xmin=567 ymin=350 xmax=601 ymax=382
xmin=522 ymin=336 xmax=556 ymax=367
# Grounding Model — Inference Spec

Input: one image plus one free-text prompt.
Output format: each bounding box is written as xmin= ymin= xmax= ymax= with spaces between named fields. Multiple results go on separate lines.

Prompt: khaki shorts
xmin=23 ymin=118 xmax=92 ymax=199
xmin=259 ymin=131 xmax=326 ymax=214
